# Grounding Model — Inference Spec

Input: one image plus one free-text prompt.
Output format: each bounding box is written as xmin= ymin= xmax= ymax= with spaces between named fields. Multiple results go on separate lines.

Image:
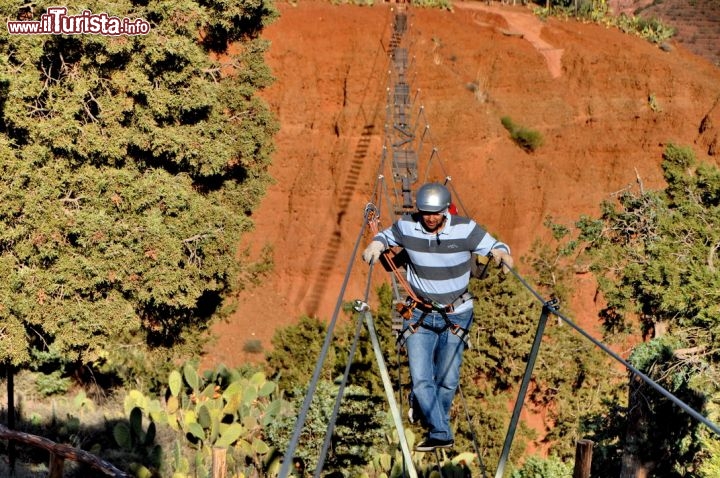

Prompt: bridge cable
xmin=457 ymin=383 xmax=488 ymax=478
xmin=508 ymin=265 xmax=720 ymax=438
xmin=312 ymin=264 xmax=374 ymax=478
xmin=490 ymin=262 xmax=720 ymax=478
xmin=277 ymin=181 xmax=382 ymax=478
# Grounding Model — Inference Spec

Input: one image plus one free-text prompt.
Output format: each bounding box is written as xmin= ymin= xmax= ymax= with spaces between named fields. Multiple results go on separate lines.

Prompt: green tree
xmin=265 ymin=315 xmax=338 ymax=395
xmin=569 ymin=144 xmax=720 ymax=476
xmin=0 ymin=0 xmax=278 ymax=384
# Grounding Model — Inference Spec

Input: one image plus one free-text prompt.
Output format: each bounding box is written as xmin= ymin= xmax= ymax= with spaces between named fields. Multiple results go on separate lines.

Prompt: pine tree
xmin=573 ymin=144 xmax=720 ymax=476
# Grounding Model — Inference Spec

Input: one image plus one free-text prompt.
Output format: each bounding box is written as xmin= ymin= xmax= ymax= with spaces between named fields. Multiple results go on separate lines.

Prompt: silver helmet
xmin=415 ymin=183 xmax=451 ymax=213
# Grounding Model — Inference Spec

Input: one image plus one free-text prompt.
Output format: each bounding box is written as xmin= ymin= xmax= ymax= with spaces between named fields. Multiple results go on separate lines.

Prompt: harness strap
xmin=449 ymin=323 xmax=472 ymax=349
xmin=396 ymin=318 xmax=472 ymax=349
xmin=396 ymin=306 xmax=473 ymax=349
xmin=412 ymin=291 xmax=473 ymax=313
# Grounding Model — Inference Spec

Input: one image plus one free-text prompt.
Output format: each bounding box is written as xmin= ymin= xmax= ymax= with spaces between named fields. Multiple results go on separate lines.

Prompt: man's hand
xmin=491 ymin=248 xmax=514 ymax=274
xmin=362 ymin=241 xmax=385 ymax=264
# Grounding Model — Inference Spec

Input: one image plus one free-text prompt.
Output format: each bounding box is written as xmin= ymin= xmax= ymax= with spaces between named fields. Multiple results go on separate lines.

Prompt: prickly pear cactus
xmin=122 ymin=362 xmax=290 ymax=477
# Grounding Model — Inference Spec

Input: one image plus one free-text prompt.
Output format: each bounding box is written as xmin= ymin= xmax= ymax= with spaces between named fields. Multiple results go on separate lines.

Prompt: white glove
xmin=362 ymin=241 xmax=385 ymax=264
xmin=491 ymin=248 xmax=514 ymax=274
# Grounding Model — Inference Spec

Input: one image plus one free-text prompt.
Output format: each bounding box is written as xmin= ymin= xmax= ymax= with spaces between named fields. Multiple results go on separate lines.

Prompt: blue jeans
xmin=405 ymin=306 xmax=473 ymax=441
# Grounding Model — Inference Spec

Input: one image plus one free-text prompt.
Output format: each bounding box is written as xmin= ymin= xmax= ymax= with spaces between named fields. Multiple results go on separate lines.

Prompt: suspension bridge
xmin=275 ymin=3 xmax=720 ymax=478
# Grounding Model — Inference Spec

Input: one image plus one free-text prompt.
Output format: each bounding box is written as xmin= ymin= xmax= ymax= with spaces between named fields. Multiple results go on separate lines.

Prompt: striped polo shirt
xmin=374 ymin=212 xmax=510 ymax=313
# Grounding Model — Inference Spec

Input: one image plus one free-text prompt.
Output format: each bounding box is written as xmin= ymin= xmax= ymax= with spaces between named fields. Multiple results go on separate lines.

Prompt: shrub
xmin=242 ymin=339 xmax=264 ymax=354
xmin=616 ymin=14 xmax=676 ymax=44
xmin=35 ymin=371 xmax=72 ymax=397
xmin=511 ymin=455 xmax=573 ymax=478
xmin=501 ymin=116 xmax=544 ymax=152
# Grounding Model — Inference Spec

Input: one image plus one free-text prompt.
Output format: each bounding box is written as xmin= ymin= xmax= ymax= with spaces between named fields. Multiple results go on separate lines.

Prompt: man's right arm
xmin=362 ymin=220 xmax=404 ymax=264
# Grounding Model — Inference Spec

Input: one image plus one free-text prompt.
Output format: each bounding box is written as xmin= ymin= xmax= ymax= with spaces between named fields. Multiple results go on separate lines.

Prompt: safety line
xmin=395 ymin=335 xmax=410 ymax=478
xmin=277 ymin=207 xmax=374 ymax=478
xmin=362 ymin=304 xmax=418 ymax=478
xmin=504 ymin=264 xmax=720 ymax=438
xmin=312 ymin=272 xmax=371 ymax=477
xmin=457 ymin=383 xmax=488 ymax=478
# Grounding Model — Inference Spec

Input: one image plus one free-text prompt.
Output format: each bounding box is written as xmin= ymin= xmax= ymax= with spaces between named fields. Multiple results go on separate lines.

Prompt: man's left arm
xmin=471 ymin=224 xmax=514 ymax=274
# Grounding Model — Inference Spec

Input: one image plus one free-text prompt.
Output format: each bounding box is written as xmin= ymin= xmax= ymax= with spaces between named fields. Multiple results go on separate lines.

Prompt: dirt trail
xmin=460 ymin=3 xmax=564 ymax=78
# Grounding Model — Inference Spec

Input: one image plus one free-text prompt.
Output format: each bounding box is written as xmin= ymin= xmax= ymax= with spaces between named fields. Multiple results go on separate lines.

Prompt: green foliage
xmin=580 ymin=143 xmax=720 ymax=339
xmin=510 ymin=454 xmax=573 ymax=478
xmin=534 ymin=323 xmax=623 ymax=459
xmin=34 ymin=370 xmax=72 ymax=397
xmin=410 ymin=0 xmax=454 ymax=11
xmin=698 ymin=401 xmax=720 ymax=477
xmin=616 ymin=336 xmax=708 ymax=477
xmin=239 ymin=244 xmax=275 ymax=289
xmin=525 ymin=216 xmax=579 ymax=304
xmin=469 ymin=273 xmax=540 ymax=390
xmin=123 ymin=362 xmax=291 ymax=477
xmin=0 ymin=0 xmax=278 ymax=379
xmin=535 ymin=1 xmax=675 ymax=44
xmin=615 ymin=13 xmax=676 ymax=44
xmin=113 ymin=406 xmax=163 ymax=474
xmin=500 ymin=116 xmax=544 ymax=152
xmin=265 ymin=380 xmax=388 ymax=476
xmin=243 ymin=339 xmax=264 ymax=354
xmin=265 ymin=309 xmax=395 ymax=398
xmin=556 ymin=143 xmax=720 ymax=475
xmin=265 ymin=315 xmax=338 ymax=394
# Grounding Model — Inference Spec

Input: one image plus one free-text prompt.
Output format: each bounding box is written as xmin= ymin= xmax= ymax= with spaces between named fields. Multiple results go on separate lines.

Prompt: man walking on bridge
xmin=362 ymin=182 xmax=513 ymax=452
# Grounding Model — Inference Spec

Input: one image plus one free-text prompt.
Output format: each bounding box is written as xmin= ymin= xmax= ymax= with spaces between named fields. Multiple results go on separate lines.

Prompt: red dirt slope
xmin=202 ymin=1 xmax=720 ymax=368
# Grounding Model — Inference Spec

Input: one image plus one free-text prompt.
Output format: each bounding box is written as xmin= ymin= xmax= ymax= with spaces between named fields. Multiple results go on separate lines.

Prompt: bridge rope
xmin=507 ymin=266 xmax=720 ymax=439
xmin=276 ymin=181 xmax=380 ymax=478
xmin=312 ymin=268 xmax=374 ymax=478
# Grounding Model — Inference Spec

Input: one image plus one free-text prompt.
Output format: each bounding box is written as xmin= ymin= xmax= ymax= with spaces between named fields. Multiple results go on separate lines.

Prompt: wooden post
xmin=212 ymin=447 xmax=227 ymax=478
xmin=573 ymin=439 xmax=594 ymax=478
xmin=49 ymin=453 xmax=65 ymax=478
xmin=7 ymin=364 xmax=16 ymax=472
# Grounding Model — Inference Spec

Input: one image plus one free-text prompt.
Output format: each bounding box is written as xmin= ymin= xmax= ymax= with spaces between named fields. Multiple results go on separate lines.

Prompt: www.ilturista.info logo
xmin=7 ymin=7 xmax=151 ymax=36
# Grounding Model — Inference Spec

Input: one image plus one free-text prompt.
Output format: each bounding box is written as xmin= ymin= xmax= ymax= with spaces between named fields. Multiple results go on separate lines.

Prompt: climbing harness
xmin=367 ymin=203 xmax=475 ymax=350
xmin=396 ymin=291 xmax=474 ymax=349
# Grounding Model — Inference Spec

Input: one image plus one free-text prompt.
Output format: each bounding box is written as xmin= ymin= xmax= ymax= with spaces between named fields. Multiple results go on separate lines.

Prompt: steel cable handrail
xmin=277 ymin=182 xmax=382 ymax=478
xmin=312 ymin=269 xmax=374 ymax=478
xmin=504 ymin=263 xmax=720 ymax=438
